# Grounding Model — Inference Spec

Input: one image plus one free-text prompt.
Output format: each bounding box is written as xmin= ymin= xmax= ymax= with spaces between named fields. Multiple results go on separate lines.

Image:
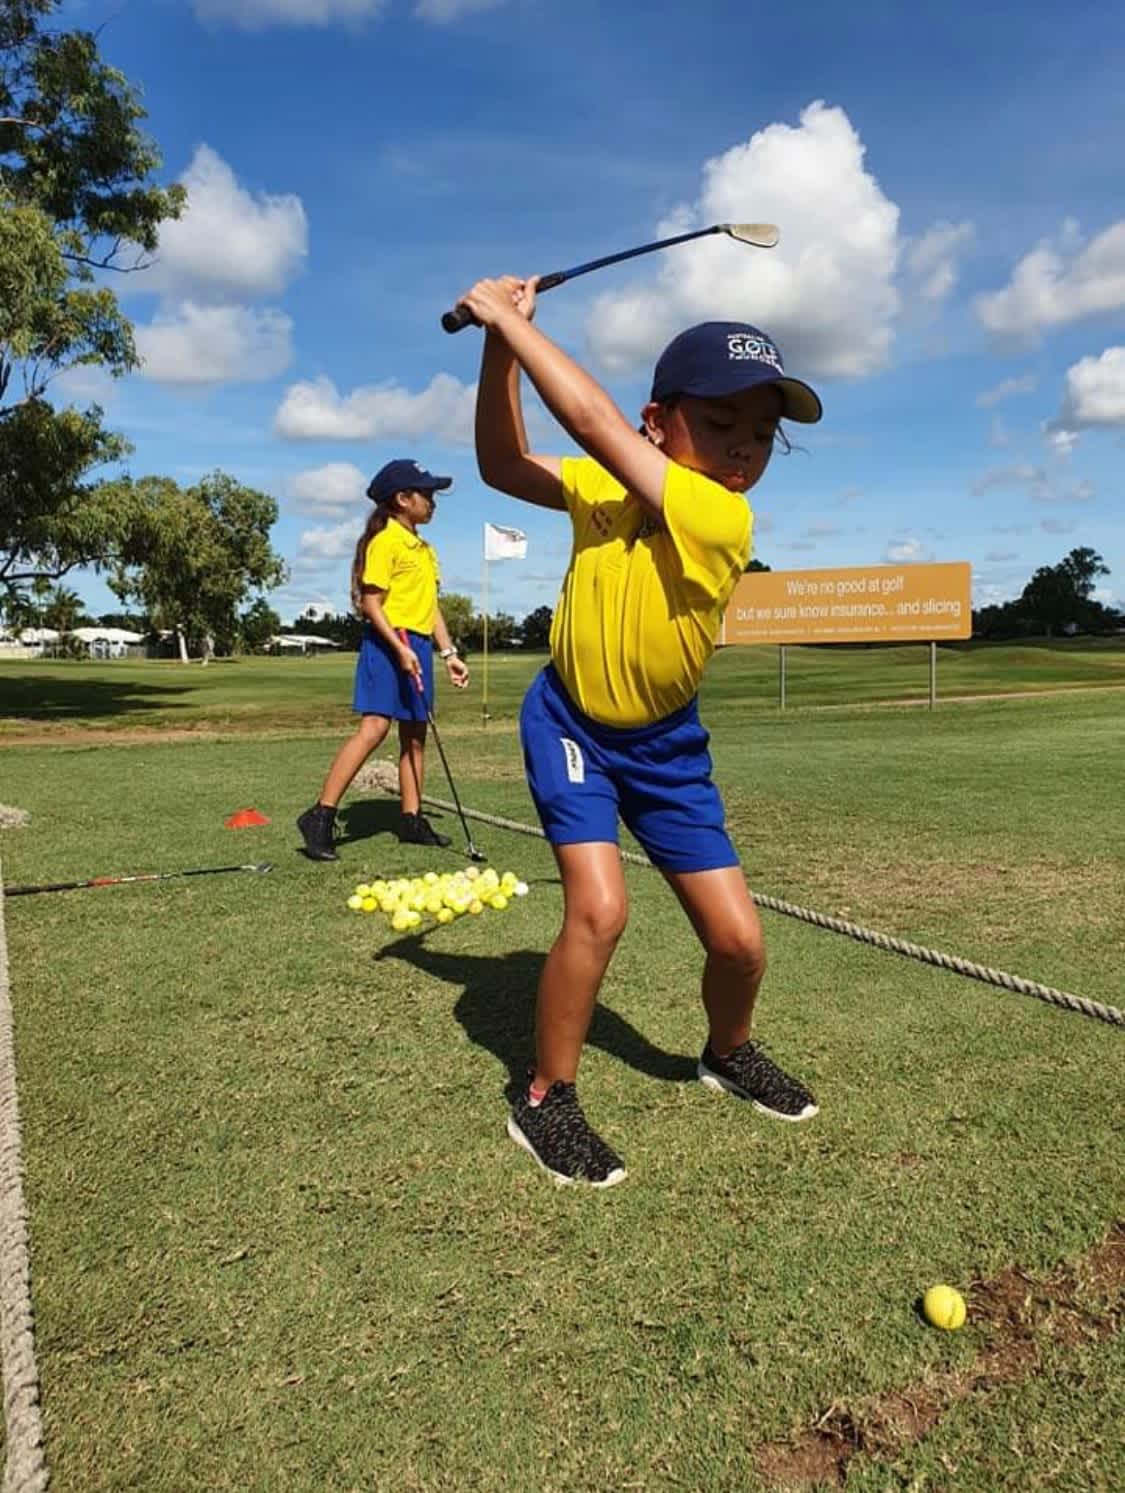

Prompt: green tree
xmin=1 ymin=0 xmax=185 ymax=599
xmin=239 ymin=597 xmax=281 ymax=654
xmin=519 ymin=604 xmax=553 ymax=650
xmin=1018 ymin=548 xmax=1111 ymax=637
xmin=746 ymin=557 xmax=771 ymax=572
xmin=438 ymin=591 xmax=475 ymax=652
xmin=111 ymin=472 xmax=286 ymax=663
xmin=41 ymin=581 xmax=83 ymax=632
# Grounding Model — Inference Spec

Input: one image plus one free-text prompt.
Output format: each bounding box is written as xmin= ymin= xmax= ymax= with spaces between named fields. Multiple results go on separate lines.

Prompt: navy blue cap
xmin=650 ymin=321 xmax=822 ymax=424
xmin=366 ymin=458 xmax=453 ymax=505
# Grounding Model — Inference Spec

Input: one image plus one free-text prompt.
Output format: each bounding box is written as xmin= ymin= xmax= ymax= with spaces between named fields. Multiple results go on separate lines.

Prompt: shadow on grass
xmin=377 ymin=939 xmax=695 ymax=1094
xmin=0 ymin=673 xmax=193 ymax=720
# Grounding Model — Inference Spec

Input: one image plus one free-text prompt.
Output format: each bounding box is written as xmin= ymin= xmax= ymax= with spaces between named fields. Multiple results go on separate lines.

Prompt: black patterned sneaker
xmin=507 ymin=1082 xmax=627 ymax=1188
xmin=296 ymin=803 xmax=339 ymax=861
xmin=398 ymin=811 xmax=452 ymax=848
xmin=698 ymin=1040 xmax=819 ymax=1121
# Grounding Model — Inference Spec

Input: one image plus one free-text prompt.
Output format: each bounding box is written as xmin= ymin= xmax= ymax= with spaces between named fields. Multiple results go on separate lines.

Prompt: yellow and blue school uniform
xmin=520 ymin=456 xmax=752 ymax=871
xmin=353 ymin=519 xmax=441 ymax=721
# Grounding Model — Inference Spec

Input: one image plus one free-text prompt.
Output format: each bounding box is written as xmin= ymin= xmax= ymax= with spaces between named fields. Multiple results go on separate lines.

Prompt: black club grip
xmin=441 ymin=303 xmax=476 ymax=334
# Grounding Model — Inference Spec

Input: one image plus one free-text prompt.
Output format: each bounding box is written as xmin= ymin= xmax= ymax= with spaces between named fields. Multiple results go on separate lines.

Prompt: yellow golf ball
xmin=436 ymin=907 xmax=454 ymax=925
xmin=361 ymin=897 xmax=378 ymax=913
xmin=346 ymin=894 xmax=364 ymax=911
xmin=468 ymin=899 xmax=484 ymax=916
xmin=370 ymin=880 xmax=388 ymax=897
xmin=922 ymin=1285 xmax=966 ymax=1330
xmin=465 ymin=866 xmax=480 ymax=880
xmin=423 ymin=871 xmax=439 ymax=885
xmin=490 ymin=894 xmax=509 ymax=911
xmin=391 ymin=911 xmax=412 ymax=932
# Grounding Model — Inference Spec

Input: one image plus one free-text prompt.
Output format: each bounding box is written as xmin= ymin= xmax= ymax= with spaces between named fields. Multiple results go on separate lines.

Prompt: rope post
xmin=779 ymin=644 xmax=787 ymax=711
xmin=929 ymin=640 xmax=937 ymax=710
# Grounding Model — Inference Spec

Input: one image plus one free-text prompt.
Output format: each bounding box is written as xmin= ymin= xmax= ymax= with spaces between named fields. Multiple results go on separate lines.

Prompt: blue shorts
xmin=519 ymin=666 xmax=738 ymax=874
xmin=353 ymin=627 xmax=432 ymax=721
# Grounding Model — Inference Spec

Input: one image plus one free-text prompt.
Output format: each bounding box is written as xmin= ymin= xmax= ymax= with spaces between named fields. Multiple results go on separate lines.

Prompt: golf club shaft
xmin=3 ymin=862 xmax=273 ymax=897
xmin=442 ymin=222 xmax=727 ymax=333
xmin=398 ymin=631 xmax=485 ymax=860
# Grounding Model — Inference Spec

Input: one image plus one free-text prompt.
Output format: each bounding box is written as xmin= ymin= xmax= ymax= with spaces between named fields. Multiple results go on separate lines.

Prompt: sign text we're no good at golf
xmin=724 ymin=562 xmax=972 ymax=645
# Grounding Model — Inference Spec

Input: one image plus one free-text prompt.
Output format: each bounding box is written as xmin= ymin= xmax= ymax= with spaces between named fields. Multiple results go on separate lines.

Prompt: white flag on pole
xmin=483 ymin=522 xmax=528 ymax=561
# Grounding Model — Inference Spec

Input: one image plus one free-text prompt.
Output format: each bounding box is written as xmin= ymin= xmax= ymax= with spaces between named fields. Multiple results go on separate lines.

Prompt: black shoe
xmin=507 ymin=1082 xmax=627 ymax=1188
xmin=398 ymin=812 xmax=452 ymax=848
xmin=297 ymin=803 xmax=339 ymax=861
xmin=698 ymin=1040 xmax=818 ymax=1121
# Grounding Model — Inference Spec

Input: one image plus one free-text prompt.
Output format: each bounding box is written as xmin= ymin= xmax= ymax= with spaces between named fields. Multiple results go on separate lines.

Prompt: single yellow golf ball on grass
xmin=922 ymin=1285 xmax=966 ymax=1330
xmin=346 ymin=894 xmax=364 ymax=911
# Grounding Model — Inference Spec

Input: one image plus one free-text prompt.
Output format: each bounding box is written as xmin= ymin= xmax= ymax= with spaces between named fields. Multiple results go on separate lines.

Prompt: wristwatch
xmin=439 ymin=646 xmax=458 ymax=659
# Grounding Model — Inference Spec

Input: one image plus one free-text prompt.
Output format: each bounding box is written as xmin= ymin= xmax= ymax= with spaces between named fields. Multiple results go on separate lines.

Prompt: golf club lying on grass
xmin=4 ymin=862 xmax=273 ymax=897
xmin=398 ymin=630 xmax=486 ymax=862
xmin=441 ymin=221 xmax=780 ymax=332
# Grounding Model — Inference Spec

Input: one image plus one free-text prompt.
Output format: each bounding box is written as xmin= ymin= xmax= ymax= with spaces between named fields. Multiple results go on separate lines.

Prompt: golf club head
xmin=723 ymin=222 xmax=781 ymax=249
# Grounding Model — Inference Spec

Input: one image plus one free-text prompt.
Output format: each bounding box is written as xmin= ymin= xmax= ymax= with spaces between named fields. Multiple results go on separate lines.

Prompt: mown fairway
xmin=1 ymin=647 xmax=1123 ymax=1490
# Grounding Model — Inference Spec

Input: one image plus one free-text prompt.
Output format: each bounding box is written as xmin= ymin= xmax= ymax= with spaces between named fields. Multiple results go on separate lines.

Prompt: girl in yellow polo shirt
xmin=297 ymin=459 xmax=469 ymax=861
xmin=463 ymin=275 xmax=822 ymax=1187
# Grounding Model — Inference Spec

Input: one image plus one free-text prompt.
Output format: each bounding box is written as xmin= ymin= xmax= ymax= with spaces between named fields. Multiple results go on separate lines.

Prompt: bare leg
xmin=319 ymin=715 xmax=392 ymax=807
xmin=533 ymin=842 xmax=628 ymax=1089
xmin=662 ymin=866 xmax=765 ymax=1053
xmin=398 ymin=720 xmax=427 ymax=815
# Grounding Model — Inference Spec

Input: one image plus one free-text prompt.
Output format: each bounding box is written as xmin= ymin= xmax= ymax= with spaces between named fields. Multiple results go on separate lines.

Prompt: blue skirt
xmin=353 ymin=627 xmax=433 ymax=721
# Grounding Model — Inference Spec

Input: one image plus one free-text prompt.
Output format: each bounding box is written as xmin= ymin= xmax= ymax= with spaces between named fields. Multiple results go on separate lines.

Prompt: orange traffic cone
xmin=224 ymin=807 xmax=271 ymax=829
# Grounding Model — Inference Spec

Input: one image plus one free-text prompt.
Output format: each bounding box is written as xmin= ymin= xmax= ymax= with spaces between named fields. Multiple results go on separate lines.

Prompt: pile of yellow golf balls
xmin=345 ymin=865 xmax=530 ymax=933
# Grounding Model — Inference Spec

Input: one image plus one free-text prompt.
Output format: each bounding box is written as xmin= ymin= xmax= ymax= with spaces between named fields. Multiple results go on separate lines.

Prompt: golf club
xmin=3 ymin=861 xmax=273 ymax=898
xmin=441 ymin=221 xmax=780 ymax=332
xmin=398 ymin=630 xmax=486 ymax=862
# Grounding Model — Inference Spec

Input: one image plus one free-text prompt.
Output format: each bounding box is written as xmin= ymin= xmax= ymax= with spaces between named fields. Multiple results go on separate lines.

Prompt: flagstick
xmin=481 ymin=544 xmax=491 ymax=725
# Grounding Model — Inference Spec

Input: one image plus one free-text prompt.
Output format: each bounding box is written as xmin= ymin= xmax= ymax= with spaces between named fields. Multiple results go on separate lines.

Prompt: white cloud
xmin=907 ymin=220 xmax=974 ymax=303
xmin=193 ymin=0 xmax=387 ymax=28
xmin=1041 ymin=518 xmax=1077 ymax=535
xmin=414 ymin=0 xmax=506 ymax=19
xmin=1046 ymin=427 xmax=1080 ymax=457
xmin=984 ymin=549 xmax=1019 ymax=562
xmin=974 ymin=219 xmax=1125 ymax=339
xmin=988 ymin=415 xmax=1011 ymax=448
xmin=1048 ymin=346 xmax=1125 ymax=441
xmin=274 ymin=372 xmax=476 ymax=443
xmin=883 ymin=537 xmax=933 ymax=564
xmin=586 ymin=102 xmax=902 ymax=381
xmin=294 ymin=520 xmax=358 ymax=570
xmin=971 ymin=463 xmax=1096 ymax=505
xmin=976 ymin=374 xmax=1037 ymax=408
xmin=142 ymin=145 xmax=307 ymax=299
xmin=290 ymin=462 xmax=369 ymax=514
xmin=136 ymin=304 xmax=294 ymax=385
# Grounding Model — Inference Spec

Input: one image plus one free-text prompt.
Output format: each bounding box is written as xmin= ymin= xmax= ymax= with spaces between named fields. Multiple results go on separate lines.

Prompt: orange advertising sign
xmin=724 ymin=562 xmax=972 ymax=645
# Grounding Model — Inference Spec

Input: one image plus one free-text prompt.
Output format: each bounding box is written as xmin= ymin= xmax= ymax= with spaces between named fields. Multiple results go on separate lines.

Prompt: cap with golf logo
xmin=650 ymin=321 xmax=822 ymax=424
xmin=366 ymin=458 xmax=453 ymax=505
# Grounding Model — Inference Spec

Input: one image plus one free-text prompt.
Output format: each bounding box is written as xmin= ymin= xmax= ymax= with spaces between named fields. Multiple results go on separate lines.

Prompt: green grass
xmin=3 ymin=636 xmax=1125 ymax=738
xmin=1 ymin=666 xmax=1123 ymax=1490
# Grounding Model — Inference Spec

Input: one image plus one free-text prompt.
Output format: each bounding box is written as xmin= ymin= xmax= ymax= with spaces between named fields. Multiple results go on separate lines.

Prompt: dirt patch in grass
xmin=0 ymin=803 xmax=30 ymax=829
xmin=756 ymin=1220 xmax=1125 ymax=1489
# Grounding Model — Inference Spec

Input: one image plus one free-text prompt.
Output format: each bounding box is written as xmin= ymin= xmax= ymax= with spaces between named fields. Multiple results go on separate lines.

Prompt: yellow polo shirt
xmin=550 ymin=457 xmax=752 ymax=727
xmin=361 ymin=519 xmax=441 ymax=634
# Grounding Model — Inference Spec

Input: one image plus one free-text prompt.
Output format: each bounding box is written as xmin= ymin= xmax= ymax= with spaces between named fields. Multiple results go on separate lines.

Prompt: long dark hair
xmin=351 ymin=496 xmax=401 ymax=614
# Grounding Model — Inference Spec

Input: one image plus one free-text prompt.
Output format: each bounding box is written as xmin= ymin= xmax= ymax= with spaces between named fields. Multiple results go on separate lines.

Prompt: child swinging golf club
xmin=463 ymin=273 xmax=822 ymax=1187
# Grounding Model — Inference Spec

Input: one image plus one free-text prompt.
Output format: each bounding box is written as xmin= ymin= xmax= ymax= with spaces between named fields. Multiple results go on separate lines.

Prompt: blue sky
xmin=56 ymin=0 xmax=1125 ymax=622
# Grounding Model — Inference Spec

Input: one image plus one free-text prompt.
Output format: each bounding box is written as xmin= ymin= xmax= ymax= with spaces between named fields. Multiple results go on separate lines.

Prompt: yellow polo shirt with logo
xmin=361 ymin=518 xmax=441 ymax=634
xmin=550 ymin=457 xmax=752 ymax=727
